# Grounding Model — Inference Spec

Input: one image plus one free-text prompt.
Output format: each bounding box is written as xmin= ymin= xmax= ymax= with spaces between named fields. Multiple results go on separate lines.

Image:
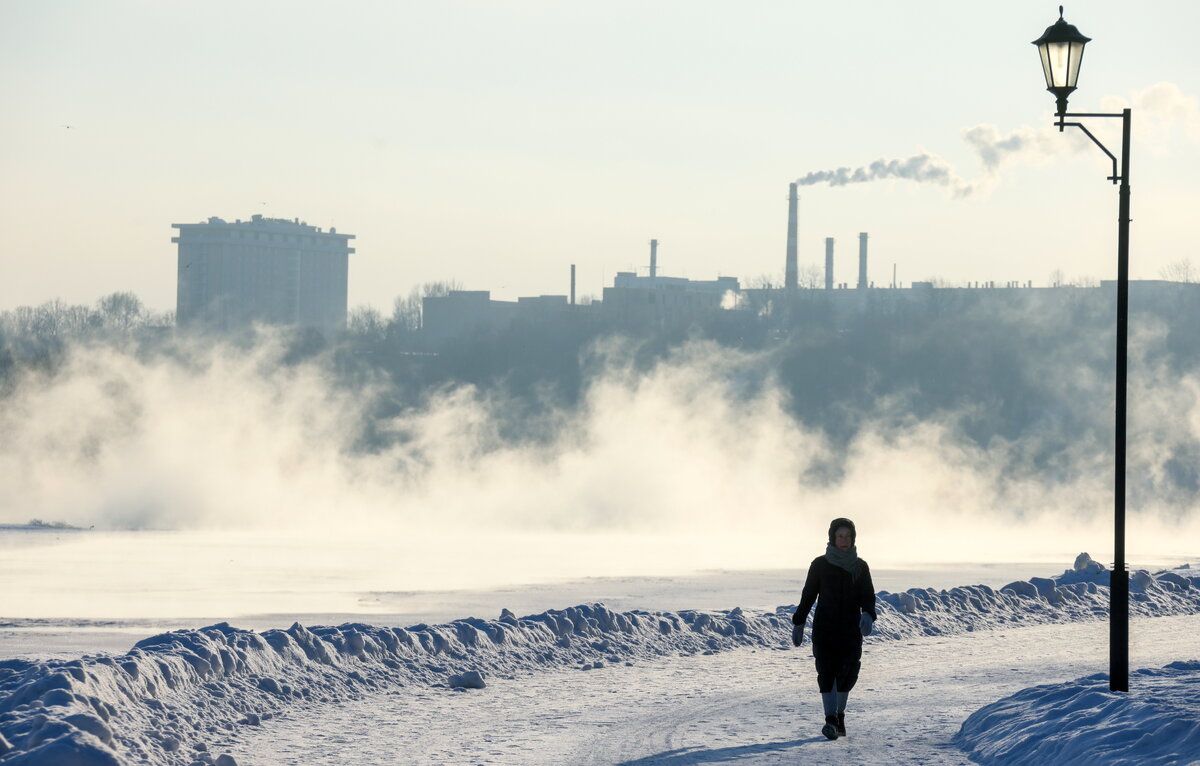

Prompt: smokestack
xmin=570 ymin=264 xmax=576 ymax=305
xmin=650 ymin=239 xmax=658 ymax=279
xmin=857 ymin=232 xmax=868 ymax=290
xmin=824 ymin=237 xmax=834 ymax=290
xmin=785 ymin=183 xmax=798 ymax=289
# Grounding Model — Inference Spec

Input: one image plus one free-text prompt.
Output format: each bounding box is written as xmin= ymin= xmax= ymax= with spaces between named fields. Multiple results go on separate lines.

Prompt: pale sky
xmin=2 ymin=1 xmax=1198 ymax=312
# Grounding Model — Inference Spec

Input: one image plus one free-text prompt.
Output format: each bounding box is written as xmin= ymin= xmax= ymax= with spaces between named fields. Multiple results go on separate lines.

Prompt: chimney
xmin=570 ymin=264 xmax=576 ymax=305
xmin=824 ymin=237 xmax=834 ymax=290
xmin=785 ymin=183 xmax=798 ymax=289
xmin=650 ymin=239 xmax=658 ymax=279
xmin=857 ymin=232 xmax=868 ymax=290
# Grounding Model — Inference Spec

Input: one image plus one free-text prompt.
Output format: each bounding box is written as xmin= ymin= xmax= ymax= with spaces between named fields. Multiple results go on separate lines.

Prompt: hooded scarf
xmin=824 ymin=543 xmax=864 ymax=580
xmin=825 ymin=517 xmax=863 ymax=579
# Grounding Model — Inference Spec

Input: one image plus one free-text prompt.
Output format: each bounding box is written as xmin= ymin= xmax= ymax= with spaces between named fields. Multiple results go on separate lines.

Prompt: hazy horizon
xmin=3 ymin=1 xmax=1199 ymax=314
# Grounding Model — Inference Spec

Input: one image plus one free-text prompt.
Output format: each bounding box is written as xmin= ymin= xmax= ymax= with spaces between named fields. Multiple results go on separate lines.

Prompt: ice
xmin=1 ymin=556 xmax=1197 ymax=764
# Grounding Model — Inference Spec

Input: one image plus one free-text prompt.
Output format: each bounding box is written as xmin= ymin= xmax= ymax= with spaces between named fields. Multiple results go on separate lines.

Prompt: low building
xmin=421 ymin=291 xmax=517 ymax=345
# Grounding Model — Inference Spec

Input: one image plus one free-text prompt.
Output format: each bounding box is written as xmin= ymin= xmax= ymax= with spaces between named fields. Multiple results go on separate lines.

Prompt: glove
xmin=791 ymin=624 xmax=805 ymax=647
xmin=859 ymin=612 xmax=875 ymax=637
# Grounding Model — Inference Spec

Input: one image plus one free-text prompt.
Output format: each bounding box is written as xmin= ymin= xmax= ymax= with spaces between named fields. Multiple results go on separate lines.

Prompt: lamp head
xmin=1033 ymin=6 xmax=1091 ymax=115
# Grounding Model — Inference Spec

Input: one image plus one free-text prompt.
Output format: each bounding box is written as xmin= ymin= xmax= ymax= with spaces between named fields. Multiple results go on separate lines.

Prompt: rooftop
xmin=172 ymin=214 xmax=354 ymax=239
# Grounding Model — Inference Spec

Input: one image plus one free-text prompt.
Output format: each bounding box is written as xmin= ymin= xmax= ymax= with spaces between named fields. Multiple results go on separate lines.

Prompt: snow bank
xmin=954 ymin=660 xmax=1200 ymax=765
xmin=0 ymin=606 xmax=788 ymax=765
xmin=1 ymin=556 xmax=1196 ymax=765
xmin=869 ymin=554 xmax=1200 ymax=641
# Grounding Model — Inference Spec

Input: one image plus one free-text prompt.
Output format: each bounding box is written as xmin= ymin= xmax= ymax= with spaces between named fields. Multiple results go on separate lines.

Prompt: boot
xmin=836 ymin=689 xmax=849 ymax=736
xmin=821 ymin=714 xmax=840 ymax=740
xmin=821 ymin=692 xmax=838 ymax=717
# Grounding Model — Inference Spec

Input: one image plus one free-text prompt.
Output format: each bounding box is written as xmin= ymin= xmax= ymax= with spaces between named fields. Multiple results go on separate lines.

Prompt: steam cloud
xmin=1 ymin=314 xmax=1197 ymax=577
xmin=1103 ymin=81 xmax=1200 ymax=149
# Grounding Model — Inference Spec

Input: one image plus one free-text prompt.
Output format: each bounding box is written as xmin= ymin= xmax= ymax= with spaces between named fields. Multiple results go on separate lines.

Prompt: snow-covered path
xmin=231 ymin=614 xmax=1200 ymax=765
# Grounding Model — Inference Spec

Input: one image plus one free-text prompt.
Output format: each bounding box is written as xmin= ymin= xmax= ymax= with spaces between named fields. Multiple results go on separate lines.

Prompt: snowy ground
xmin=2 ymin=549 xmax=1198 ymax=764
xmin=957 ymin=657 xmax=1200 ymax=765
xmin=232 ymin=614 xmax=1200 ymax=765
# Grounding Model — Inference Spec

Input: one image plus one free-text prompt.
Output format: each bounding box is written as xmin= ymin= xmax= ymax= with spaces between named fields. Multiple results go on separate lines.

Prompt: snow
xmin=233 ymin=616 xmax=1200 ymax=765
xmin=955 ymin=660 xmax=1200 ymax=765
xmin=0 ymin=557 xmax=1197 ymax=764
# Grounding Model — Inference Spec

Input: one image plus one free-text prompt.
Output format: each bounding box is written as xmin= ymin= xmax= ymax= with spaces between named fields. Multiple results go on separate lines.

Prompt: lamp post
xmin=1033 ymin=5 xmax=1131 ymax=693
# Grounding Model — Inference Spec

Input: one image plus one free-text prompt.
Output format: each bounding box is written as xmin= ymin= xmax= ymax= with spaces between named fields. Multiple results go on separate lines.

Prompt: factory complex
xmin=170 ymin=188 xmax=1197 ymax=345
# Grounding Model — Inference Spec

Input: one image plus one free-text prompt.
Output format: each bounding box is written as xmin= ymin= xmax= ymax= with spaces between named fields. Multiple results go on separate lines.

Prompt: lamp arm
xmin=1058 ymin=122 xmax=1119 ymax=183
xmin=1055 ymin=111 xmax=1127 ymax=184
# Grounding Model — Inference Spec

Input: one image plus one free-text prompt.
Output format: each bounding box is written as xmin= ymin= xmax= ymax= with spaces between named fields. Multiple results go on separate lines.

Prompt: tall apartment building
xmin=172 ymin=215 xmax=354 ymax=334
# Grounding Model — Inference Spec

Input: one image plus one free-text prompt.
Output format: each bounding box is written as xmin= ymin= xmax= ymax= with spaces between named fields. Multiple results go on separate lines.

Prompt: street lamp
xmin=1033 ymin=7 xmax=1091 ymax=117
xmin=1033 ymin=5 xmax=1131 ymax=693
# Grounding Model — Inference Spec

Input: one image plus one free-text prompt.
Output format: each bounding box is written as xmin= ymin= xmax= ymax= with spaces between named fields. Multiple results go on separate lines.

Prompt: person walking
xmin=792 ymin=517 xmax=877 ymax=740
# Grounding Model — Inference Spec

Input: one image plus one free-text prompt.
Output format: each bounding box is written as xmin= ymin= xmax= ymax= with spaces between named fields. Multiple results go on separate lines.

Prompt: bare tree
xmin=144 ymin=309 xmax=174 ymax=328
xmin=3 ymin=300 xmax=101 ymax=339
xmin=1161 ymin=258 xmax=1197 ymax=283
xmin=347 ymin=306 xmax=386 ymax=340
xmin=389 ymin=290 xmax=422 ymax=334
xmin=96 ymin=292 xmax=144 ymax=332
xmin=62 ymin=303 xmax=99 ymax=333
xmin=31 ymin=300 xmax=69 ymax=338
xmin=1049 ymin=268 xmax=1065 ymax=287
xmin=388 ymin=280 xmax=464 ymax=335
xmin=422 ymin=280 xmax=463 ymax=298
xmin=747 ymin=273 xmax=780 ymax=290
xmin=798 ymin=264 xmax=823 ymax=289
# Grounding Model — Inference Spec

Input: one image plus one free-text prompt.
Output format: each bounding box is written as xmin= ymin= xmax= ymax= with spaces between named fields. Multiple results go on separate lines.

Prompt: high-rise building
xmin=172 ymin=215 xmax=353 ymax=334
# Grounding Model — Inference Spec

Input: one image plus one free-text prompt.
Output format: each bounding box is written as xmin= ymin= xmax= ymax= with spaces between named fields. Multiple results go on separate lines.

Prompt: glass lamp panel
xmin=1066 ymin=41 xmax=1085 ymax=88
xmin=1045 ymin=41 xmax=1072 ymax=87
xmin=1038 ymin=43 xmax=1054 ymax=88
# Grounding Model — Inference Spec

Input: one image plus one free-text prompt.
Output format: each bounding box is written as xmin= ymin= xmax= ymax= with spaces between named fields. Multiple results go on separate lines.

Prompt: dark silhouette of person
xmin=792 ymin=517 xmax=877 ymax=739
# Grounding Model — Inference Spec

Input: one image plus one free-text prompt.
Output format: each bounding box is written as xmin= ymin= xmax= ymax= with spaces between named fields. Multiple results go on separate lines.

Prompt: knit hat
xmin=828 ymin=517 xmax=857 ymax=545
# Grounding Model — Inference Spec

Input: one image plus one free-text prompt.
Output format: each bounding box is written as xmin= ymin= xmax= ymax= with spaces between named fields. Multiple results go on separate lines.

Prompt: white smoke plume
xmin=796 ymin=81 xmax=1198 ymax=197
xmin=795 ymin=125 xmax=1066 ymax=199
xmin=961 ymin=124 xmax=1064 ymax=172
xmin=796 ymin=152 xmax=978 ymax=199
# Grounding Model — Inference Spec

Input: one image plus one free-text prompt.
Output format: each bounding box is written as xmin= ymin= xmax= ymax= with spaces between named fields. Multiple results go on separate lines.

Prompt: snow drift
xmin=955 ymin=660 xmax=1200 ymax=765
xmin=1 ymin=556 xmax=1197 ymax=765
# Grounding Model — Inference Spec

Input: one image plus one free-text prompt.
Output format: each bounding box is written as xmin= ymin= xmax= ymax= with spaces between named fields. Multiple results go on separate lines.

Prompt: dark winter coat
xmin=792 ymin=555 xmax=877 ymax=644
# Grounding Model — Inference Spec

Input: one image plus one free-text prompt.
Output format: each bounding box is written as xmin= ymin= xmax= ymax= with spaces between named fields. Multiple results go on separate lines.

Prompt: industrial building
xmin=602 ymin=277 xmax=739 ymax=328
xmin=420 ymin=240 xmax=740 ymax=344
xmin=172 ymin=215 xmax=353 ymax=334
xmin=599 ymin=239 xmax=740 ymax=328
xmin=421 ymin=291 xmax=573 ymax=345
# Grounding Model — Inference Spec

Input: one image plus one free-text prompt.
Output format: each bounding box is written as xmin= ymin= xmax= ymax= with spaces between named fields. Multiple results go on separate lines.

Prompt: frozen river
xmin=3 ymin=526 xmax=1177 ymax=658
